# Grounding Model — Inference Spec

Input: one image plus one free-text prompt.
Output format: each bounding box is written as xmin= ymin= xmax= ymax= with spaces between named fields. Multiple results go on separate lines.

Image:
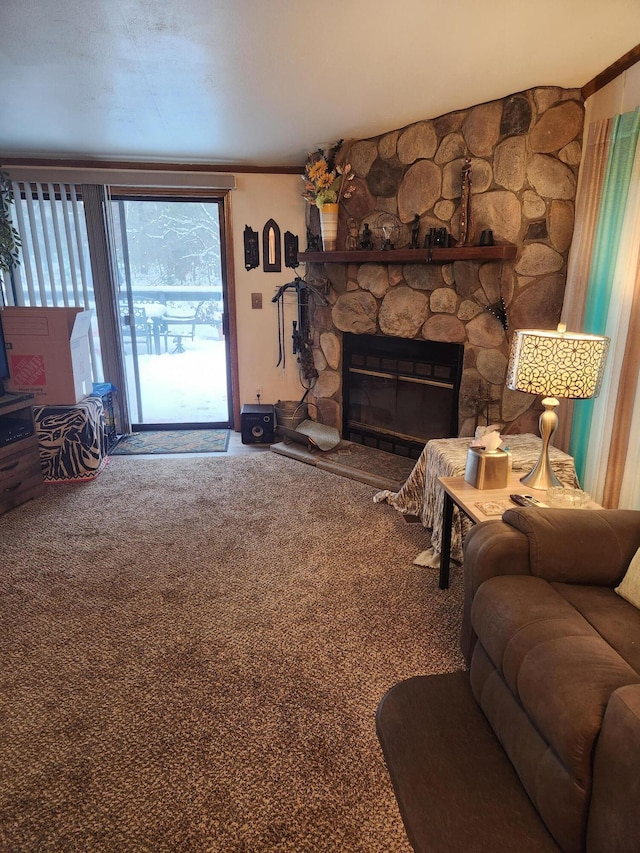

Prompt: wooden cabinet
xmin=0 ymin=393 xmax=44 ymax=516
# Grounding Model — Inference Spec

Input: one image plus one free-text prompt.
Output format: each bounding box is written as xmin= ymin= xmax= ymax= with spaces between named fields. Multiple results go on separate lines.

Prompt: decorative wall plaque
xmin=243 ymin=226 xmax=259 ymax=271
xmin=262 ymin=219 xmax=281 ymax=272
xmin=284 ymin=231 xmax=299 ymax=268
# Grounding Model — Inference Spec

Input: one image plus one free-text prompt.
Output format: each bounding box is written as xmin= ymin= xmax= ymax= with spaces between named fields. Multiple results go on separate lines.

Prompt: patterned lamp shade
xmin=507 ymin=325 xmax=610 ymax=400
xmin=506 ymin=325 xmax=610 ymax=490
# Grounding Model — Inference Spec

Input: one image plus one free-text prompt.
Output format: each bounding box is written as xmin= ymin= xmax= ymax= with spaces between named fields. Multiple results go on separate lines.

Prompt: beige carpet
xmin=0 ymin=453 xmax=465 ymax=852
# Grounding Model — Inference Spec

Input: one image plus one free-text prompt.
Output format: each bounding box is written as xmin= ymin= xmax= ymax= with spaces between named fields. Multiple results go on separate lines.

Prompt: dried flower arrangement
xmin=302 ymin=140 xmax=356 ymax=208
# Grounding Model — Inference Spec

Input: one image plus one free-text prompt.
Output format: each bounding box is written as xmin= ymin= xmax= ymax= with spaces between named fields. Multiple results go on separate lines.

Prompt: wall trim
xmin=0 ymin=156 xmax=303 ymax=176
xmin=582 ymin=43 xmax=640 ymax=100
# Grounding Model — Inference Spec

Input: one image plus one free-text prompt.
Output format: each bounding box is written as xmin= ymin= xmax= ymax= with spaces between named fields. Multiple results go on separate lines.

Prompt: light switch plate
xmin=251 ymin=292 xmax=262 ymax=309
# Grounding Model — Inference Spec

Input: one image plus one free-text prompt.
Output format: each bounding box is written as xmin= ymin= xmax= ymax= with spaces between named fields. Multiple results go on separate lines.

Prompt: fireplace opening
xmin=342 ymin=333 xmax=463 ymax=459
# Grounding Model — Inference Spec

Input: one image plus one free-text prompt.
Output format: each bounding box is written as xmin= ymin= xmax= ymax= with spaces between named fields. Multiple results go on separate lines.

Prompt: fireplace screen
xmin=342 ymin=334 xmax=463 ymax=458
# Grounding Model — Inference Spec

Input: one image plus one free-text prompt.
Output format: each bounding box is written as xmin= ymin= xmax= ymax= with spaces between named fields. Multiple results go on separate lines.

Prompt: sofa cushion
xmin=472 ymin=576 xmax=640 ymax=787
xmin=552 ymin=582 xmax=640 ymax=674
xmin=615 ymin=546 xmax=640 ymax=609
xmin=471 ymin=576 xmax=595 ymax=696
xmin=517 ymin=634 xmax=639 ymax=787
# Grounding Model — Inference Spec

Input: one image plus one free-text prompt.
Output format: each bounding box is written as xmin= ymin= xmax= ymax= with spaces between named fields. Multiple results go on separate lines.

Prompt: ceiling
xmin=1 ymin=0 xmax=638 ymax=168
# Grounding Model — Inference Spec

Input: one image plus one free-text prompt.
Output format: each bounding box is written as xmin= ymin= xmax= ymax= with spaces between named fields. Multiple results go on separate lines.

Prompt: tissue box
xmin=464 ymin=448 xmax=509 ymax=489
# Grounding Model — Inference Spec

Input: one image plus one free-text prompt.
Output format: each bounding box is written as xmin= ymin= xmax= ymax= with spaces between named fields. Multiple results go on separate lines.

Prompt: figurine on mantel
xmin=410 ymin=214 xmax=421 ymax=249
xmin=346 ymin=218 xmax=359 ymax=251
xmin=359 ymin=223 xmax=373 ymax=250
xmin=305 ymin=226 xmax=321 ymax=252
xmin=424 ymin=227 xmax=451 ymax=249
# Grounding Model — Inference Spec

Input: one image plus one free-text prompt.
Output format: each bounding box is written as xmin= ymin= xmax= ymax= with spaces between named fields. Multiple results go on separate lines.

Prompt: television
xmin=0 ymin=312 xmax=10 ymax=396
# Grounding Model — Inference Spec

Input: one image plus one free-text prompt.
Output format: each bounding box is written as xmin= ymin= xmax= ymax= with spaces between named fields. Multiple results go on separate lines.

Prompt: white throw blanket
xmin=374 ymin=434 xmax=579 ymax=565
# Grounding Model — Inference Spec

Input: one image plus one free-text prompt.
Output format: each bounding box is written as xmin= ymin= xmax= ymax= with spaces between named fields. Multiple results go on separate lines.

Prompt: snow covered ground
xmin=123 ymin=324 xmax=230 ymax=425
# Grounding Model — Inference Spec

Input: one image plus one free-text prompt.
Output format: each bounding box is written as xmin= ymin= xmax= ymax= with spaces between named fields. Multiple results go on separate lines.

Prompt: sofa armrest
xmin=460 ymin=509 xmax=640 ymax=667
xmin=461 ymin=520 xmax=531 ymax=665
xmin=587 ymin=685 xmax=640 ymax=853
xmin=503 ymin=508 xmax=640 ymax=586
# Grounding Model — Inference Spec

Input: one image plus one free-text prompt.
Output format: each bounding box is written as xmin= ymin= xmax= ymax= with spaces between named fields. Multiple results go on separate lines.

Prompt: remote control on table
xmin=510 ymin=494 xmax=546 ymax=507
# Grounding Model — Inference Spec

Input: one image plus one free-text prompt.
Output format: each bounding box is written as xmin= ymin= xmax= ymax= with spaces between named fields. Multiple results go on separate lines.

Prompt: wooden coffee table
xmin=436 ymin=474 xmax=602 ymax=589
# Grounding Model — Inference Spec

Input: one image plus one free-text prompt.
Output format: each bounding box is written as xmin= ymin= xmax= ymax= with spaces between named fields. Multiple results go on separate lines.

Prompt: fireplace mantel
xmin=298 ymin=244 xmax=517 ymax=264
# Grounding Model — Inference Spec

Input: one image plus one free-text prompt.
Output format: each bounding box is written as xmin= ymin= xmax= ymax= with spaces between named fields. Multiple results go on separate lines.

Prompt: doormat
xmin=111 ymin=429 xmax=230 ymax=455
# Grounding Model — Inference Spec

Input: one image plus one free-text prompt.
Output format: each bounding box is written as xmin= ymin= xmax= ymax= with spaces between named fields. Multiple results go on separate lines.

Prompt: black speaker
xmin=241 ymin=404 xmax=275 ymax=444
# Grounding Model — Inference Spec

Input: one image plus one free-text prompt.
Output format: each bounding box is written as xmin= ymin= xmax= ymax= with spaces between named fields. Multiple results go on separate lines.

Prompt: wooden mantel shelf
xmin=297 ymin=245 xmax=517 ymax=264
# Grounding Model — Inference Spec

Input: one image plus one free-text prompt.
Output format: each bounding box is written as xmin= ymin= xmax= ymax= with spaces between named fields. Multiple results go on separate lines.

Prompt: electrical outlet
xmin=255 ymin=387 xmax=263 ymax=401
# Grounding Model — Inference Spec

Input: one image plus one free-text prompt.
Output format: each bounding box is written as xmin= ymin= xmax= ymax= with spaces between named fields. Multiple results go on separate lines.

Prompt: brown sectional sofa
xmin=463 ymin=508 xmax=640 ymax=853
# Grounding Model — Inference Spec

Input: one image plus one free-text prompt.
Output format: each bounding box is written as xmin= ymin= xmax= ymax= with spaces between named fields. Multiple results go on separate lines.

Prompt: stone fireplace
xmin=303 ymin=86 xmax=584 ymax=444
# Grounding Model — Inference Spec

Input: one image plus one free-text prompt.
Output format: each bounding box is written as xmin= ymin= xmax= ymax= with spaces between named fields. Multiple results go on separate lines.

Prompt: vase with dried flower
xmin=302 ymin=141 xmax=355 ymax=251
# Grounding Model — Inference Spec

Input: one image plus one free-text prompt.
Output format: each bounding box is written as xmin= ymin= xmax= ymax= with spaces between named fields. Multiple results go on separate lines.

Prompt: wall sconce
xmin=506 ymin=323 xmax=610 ymax=490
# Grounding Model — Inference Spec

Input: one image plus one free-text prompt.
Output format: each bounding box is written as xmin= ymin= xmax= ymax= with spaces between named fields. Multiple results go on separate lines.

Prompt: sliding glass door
xmin=111 ymin=195 xmax=232 ymax=429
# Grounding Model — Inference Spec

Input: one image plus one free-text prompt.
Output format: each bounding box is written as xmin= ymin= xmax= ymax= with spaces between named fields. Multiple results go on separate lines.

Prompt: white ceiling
xmin=0 ymin=0 xmax=638 ymax=168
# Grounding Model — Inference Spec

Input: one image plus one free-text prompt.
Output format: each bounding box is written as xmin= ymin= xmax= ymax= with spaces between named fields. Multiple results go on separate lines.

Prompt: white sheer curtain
xmin=560 ymin=106 xmax=640 ymax=509
xmin=584 ymin=140 xmax=640 ymax=507
xmin=619 ymin=336 xmax=640 ymax=506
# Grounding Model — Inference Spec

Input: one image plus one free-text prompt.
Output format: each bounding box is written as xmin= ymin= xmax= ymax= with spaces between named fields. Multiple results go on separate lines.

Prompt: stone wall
xmin=305 ymin=86 xmax=584 ymax=437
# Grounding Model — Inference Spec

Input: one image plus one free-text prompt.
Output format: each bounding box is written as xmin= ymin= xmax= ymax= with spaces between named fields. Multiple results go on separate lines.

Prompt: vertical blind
xmin=1 ymin=181 xmax=102 ymax=380
xmin=5 ymin=182 xmax=91 ymax=307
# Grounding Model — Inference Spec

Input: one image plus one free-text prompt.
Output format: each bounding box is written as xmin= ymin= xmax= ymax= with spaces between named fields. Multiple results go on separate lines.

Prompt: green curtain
xmin=570 ymin=107 xmax=640 ymax=481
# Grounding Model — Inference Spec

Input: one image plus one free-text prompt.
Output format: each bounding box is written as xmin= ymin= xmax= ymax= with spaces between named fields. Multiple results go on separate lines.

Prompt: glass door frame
xmin=108 ymin=187 xmax=239 ymax=431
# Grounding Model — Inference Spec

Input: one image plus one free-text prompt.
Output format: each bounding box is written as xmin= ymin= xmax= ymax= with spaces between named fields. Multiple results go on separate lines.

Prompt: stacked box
xmin=2 ymin=307 xmax=93 ymax=404
xmin=34 ymin=397 xmax=107 ymax=482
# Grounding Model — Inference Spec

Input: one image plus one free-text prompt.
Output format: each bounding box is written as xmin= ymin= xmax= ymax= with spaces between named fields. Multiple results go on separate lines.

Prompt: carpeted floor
xmin=0 ymin=453 xmax=465 ymax=852
xmin=111 ymin=428 xmax=230 ymax=454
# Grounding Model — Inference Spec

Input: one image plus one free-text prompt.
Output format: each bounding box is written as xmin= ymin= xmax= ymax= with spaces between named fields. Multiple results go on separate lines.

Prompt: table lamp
xmin=506 ymin=323 xmax=610 ymax=490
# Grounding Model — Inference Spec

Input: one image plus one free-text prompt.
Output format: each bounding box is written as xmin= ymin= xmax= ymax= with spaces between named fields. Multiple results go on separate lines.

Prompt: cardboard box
xmin=1 ymin=307 xmax=94 ymax=405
